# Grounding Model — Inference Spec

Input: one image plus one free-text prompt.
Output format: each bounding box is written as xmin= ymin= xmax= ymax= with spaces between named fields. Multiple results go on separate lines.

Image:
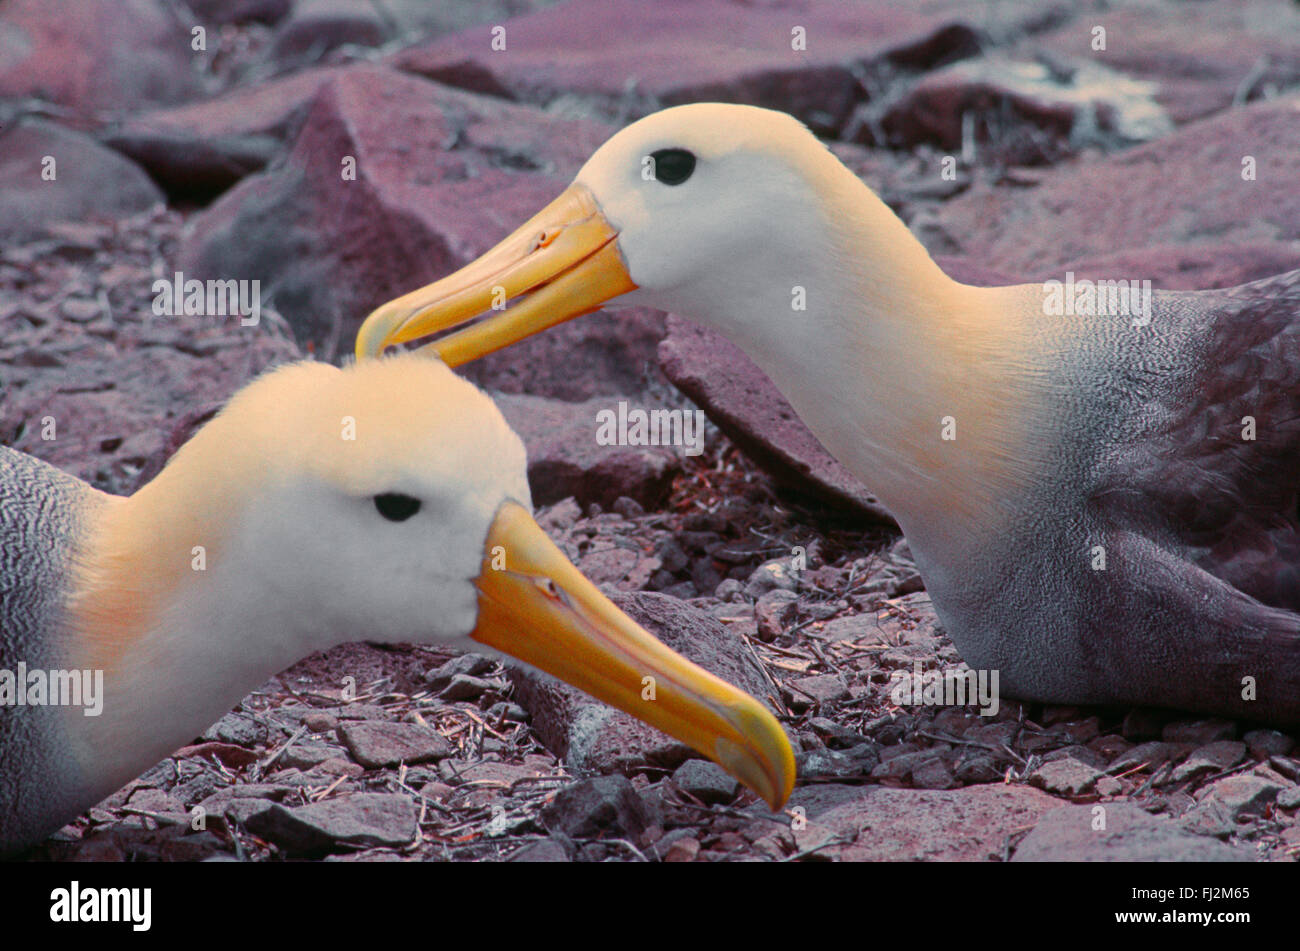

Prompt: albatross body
xmin=0 ymin=353 xmax=794 ymax=854
xmin=358 ymin=102 xmax=1300 ymax=725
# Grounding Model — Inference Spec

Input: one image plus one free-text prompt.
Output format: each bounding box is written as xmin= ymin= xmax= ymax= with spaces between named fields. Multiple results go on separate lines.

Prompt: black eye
xmin=650 ymin=148 xmax=695 ymax=185
xmin=374 ymin=493 xmax=421 ymax=522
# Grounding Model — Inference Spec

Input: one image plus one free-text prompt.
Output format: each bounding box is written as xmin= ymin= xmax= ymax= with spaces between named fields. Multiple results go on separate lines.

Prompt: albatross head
xmin=355 ymin=103 xmax=910 ymax=364
xmin=76 ymin=353 xmax=794 ymax=810
xmin=573 ymin=104 xmax=842 ymax=307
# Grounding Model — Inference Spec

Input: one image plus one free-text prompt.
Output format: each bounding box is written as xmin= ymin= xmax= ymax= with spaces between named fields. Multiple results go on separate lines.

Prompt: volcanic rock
xmin=1013 ymin=803 xmax=1250 ymax=861
xmin=0 ymin=0 xmax=201 ymax=120
xmin=933 ymin=96 xmax=1300 ymax=278
xmin=749 ymin=783 xmax=1057 ymax=861
xmin=392 ymin=0 xmax=1013 ymax=133
xmin=179 ymin=63 xmax=665 ymax=389
xmin=0 ymin=121 xmax=163 ymax=242
xmin=493 ymin=392 xmax=682 ymax=509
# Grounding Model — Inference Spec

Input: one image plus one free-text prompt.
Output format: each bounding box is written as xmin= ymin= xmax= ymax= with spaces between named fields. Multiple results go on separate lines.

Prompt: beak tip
xmin=715 ymin=712 xmax=797 ymax=812
xmin=472 ymin=503 xmax=799 ymax=816
xmin=355 ymin=307 xmax=398 ymax=360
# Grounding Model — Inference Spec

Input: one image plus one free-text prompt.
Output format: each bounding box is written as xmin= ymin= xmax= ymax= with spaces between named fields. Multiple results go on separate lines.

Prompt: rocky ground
xmin=3 ymin=0 xmax=1300 ymax=861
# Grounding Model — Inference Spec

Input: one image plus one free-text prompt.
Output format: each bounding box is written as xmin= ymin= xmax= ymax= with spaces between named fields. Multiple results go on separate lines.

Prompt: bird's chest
xmin=903 ymin=505 xmax=1108 ymax=703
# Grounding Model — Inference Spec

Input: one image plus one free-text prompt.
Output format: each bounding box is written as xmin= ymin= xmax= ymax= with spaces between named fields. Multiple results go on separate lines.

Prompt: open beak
xmin=355 ymin=184 xmax=636 ymax=365
xmin=471 ymin=502 xmax=795 ymax=811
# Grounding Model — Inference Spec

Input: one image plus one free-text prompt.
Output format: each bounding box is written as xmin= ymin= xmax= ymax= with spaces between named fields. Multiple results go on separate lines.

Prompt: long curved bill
xmin=355 ymin=184 xmax=636 ymax=365
xmin=471 ymin=502 xmax=795 ymax=811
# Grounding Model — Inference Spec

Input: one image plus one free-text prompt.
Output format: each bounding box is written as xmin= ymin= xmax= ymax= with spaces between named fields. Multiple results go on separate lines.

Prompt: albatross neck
xmin=699 ymin=169 xmax=1051 ymax=546
xmin=61 ymin=467 xmax=325 ymax=792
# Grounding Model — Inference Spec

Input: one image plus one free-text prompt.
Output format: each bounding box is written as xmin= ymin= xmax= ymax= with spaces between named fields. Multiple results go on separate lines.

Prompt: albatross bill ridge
xmin=0 ymin=352 xmax=795 ymax=855
xmin=357 ymin=102 xmax=1300 ymax=726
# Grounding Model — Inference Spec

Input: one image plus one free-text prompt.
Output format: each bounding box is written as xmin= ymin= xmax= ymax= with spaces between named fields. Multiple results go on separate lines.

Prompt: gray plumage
xmin=918 ymin=270 xmax=1300 ymax=724
xmin=0 ymin=445 xmax=102 ymax=854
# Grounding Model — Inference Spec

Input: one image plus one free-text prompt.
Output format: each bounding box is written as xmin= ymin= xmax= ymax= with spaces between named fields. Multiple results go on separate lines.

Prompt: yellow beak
xmin=355 ymin=184 xmax=636 ymax=365
xmin=471 ymin=502 xmax=795 ymax=811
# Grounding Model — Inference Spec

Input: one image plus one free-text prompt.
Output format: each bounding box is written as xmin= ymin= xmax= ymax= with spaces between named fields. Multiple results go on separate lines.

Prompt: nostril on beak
xmin=531 ymin=229 xmax=558 ymax=252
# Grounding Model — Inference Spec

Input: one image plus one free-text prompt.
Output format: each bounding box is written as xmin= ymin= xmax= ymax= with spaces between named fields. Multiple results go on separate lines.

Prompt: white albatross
xmin=0 ymin=352 xmax=794 ymax=854
xmin=357 ymin=102 xmax=1300 ymax=725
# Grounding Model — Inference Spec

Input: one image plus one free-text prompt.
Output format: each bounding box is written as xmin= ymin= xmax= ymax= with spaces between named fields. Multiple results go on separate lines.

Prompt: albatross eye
xmin=374 ymin=492 xmax=421 ymax=522
xmin=650 ymin=148 xmax=696 ymax=185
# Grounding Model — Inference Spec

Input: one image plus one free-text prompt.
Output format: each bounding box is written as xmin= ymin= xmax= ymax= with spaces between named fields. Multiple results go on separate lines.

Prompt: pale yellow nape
xmin=66 ymin=354 xmax=506 ymax=672
xmin=744 ymin=109 xmax=1054 ymax=530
